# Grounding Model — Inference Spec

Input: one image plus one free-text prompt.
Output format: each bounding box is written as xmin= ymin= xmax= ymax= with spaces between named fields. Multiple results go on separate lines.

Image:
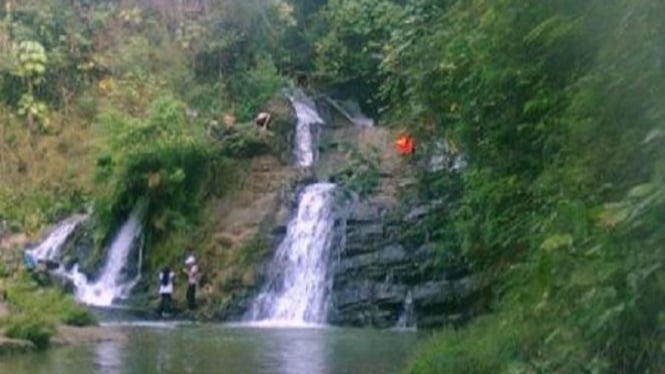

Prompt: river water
xmin=0 ymin=324 xmax=420 ymax=374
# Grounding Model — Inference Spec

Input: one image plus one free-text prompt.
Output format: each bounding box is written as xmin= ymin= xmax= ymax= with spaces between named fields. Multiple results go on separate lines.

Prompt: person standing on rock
xmin=255 ymin=111 xmax=272 ymax=129
xmin=183 ymin=255 xmax=199 ymax=310
xmin=158 ymin=267 xmax=175 ymax=317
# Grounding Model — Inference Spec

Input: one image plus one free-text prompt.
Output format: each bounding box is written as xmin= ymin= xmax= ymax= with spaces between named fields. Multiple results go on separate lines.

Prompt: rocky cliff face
xmin=328 ymin=196 xmax=475 ymax=329
xmin=313 ymin=98 xmax=477 ymax=329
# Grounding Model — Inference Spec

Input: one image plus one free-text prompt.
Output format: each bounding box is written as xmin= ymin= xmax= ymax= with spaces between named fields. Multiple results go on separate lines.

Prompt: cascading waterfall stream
xmin=290 ymin=93 xmax=324 ymax=168
xmin=247 ymin=92 xmax=340 ymax=326
xmin=247 ymin=183 xmax=337 ymax=325
xmin=26 ymin=209 xmax=144 ymax=307
xmin=28 ymin=215 xmax=86 ymax=262
xmin=69 ymin=209 xmax=143 ymax=306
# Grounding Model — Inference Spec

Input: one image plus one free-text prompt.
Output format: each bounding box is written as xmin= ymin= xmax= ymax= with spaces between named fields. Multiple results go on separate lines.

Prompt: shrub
xmin=5 ymin=279 xmax=96 ymax=328
xmin=59 ymin=303 xmax=97 ymax=327
xmin=228 ymin=57 xmax=285 ymax=121
xmin=216 ymin=124 xmax=271 ymax=159
xmin=4 ymin=313 xmax=54 ymax=350
xmin=94 ymin=96 xmax=230 ymax=242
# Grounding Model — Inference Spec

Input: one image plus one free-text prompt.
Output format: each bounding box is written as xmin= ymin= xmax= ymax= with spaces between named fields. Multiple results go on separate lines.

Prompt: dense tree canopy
xmin=1 ymin=0 xmax=663 ymax=372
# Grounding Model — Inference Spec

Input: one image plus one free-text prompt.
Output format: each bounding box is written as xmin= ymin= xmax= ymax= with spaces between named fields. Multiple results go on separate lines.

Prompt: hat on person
xmin=185 ymin=255 xmax=196 ymax=265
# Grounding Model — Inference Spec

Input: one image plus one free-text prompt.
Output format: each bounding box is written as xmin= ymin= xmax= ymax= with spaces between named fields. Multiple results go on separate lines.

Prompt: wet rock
xmin=412 ymin=281 xmax=451 ymax=306
xmin=377 ymin=244 xmax=407 ymax=266
xmin=330 ymin=193 xmax=476 ymax=329
xmin=60 ymin=220 xmax=96 ymax=274
xmin=348 ymin=202 xmax=382 ymax=222
xmin=404 ymin=199 xmax=443 ymax=222
xmin=374 ymin=283 xmax=408 ymax=305
xmin=334 ymin=253 xmax=375 ymax=276
xmin=334 ymin=281 xmax=373 ymax=308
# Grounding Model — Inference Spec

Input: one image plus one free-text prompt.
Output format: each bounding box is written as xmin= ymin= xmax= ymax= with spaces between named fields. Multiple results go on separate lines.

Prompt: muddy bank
xmin=52 ymin=325 xmax=126 ymax=346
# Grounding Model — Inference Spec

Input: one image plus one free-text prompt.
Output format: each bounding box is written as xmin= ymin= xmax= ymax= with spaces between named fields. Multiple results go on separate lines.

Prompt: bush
xmin=94 ymin=96 xmax=230 ymax=242
xmin=228 ymin=57 xmax=285 ymax=121
xmin=215 ymin=124 xmax=271 ymax=159
xmin=5 ymin=279 xmax=96 ymax=328
xmin=4 ymin=313 xmax=54 ymax=350
xmin=59 ymin=304 xmax=97 ymax=327
xmin=390 ymin=0 xmax=665 ymax=372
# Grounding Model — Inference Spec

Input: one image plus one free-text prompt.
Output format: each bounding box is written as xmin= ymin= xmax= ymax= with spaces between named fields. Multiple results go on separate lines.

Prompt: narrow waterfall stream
xmin=27 ymin=210 xmax=143 ymax=307
xmin=395 ymin=290 xmax=416 ymax=330
xmin=28 ymin=215 xmax=86 ymax=262
xmin=69 ymin=209 xmax=143 ymax=306
xmin=290 ymin=93 xmax=324 ymax=168
xmin=247 ymin=93 xmax=339 ymax=326
xmin=247 ymin=183 xmax=337 ymax=325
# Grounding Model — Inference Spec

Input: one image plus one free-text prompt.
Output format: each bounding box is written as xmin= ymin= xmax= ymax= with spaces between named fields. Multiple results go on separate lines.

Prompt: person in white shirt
xmin=158 ymin=267 xmax=175 ymax=317
xmin=183 ymin=256 xmax=199 ymax=310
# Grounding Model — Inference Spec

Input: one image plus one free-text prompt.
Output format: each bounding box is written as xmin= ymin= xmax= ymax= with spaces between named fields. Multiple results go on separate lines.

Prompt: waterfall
xmin=28 ymin=215 xmax=85 ymax=262
xmin=26 ymin=209 xmax=143 ymax=307
xmin=245 ymin=91 xmax=343 ymax=326
xmin=290 ymin=94 xmax=324 ymax=168
xmin=247 ymin=183 xmax=337 ymax=325
xmin=68 ymin=209 xmax=143 ymax=307
xmin=395 ymin=290 xmax=417 ymax=330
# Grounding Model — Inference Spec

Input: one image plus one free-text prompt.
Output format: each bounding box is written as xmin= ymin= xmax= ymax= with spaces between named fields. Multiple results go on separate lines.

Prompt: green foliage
xmin=315 ymin=0 xmax=401 ymax=111
xmin=5 ymin=279 xmax=97 ymax=328
xmin=58 ymin=303 xmax=97 ymax=327
xmin=4 ymin=313 xmax=53 ymax=350
xmin=0 ymin=184 xmax=87 ymax=235
xmin=228 ymin=57 xmax=286 ymax=121
xmin=2 ymin=0 xmax=661 ymax=370
xmin=368 ymin=0 xmax=665 ymax=372
xmin=94 ymin=96 xmax=229 ymax=245
xmin=330 ymin=142 xmax=380 ymax=197
xmin=12 ymin=40 xmax=47 ymax=79
xmin=216 ymin=124 xmax=272 ymax=159
xmin=236 ymin=234 xmax=269 ymax=266
xmin=1 ymin=276 xmax=96 ymax=348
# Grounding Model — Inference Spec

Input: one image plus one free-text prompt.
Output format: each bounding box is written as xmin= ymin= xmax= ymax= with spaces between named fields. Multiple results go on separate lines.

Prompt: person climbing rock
xmin=158 ymin=267 xmax=175 ymax=317
xmin=296 ymin=72 xmax=309 ymax=88
xmin=183 ymin=255 xmax=199 ymax=310
xmin=23 ymin=252 xmax=52 ymax=286
xmin=255 ymin=112 xmax=272 ymax=129
xmin=23 ymin=252 xmax=36 ymax=272
xmin=395 ymin=134 xmax=416 ymax=156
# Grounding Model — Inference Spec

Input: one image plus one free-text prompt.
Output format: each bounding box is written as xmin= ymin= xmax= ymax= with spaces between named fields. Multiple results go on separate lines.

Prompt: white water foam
xmin=395 ymin=290 xmax=417 ymax=331
xmin=68 ymin=210 xmax=143 ymax=306
xmin=247 ymin=183 xmax=337 ymax=326
xmin=290 ymin=95 xmax=324 ymax=168
xmin=28 ymin=215 xmax=86 ymax=262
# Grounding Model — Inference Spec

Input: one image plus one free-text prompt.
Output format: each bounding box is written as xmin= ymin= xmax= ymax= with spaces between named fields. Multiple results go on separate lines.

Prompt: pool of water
xmin=0 ymin=323 xmax=420 ymax=374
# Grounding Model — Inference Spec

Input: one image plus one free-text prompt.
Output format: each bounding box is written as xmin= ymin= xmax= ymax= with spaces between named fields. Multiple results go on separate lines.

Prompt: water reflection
xmin=262 ymin=328 xmax=329 ymax=374
xmin=0 ymin=324 xmax=419 ymax=374
xmin=95 ymin=341 xmax=124 ymax=374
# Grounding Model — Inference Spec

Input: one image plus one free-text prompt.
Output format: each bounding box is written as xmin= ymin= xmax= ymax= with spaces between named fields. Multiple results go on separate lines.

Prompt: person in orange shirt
xmin=395 ymin=134 xmax=415 ymax=155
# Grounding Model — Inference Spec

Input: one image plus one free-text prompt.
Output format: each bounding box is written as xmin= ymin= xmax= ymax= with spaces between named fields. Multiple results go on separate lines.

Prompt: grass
xmin=4 ymin=313 xmax=54 ymax=350
xmin=0 ymin=106 xmax=94 ymax=235
xmin=0 ymin=275 xmax=96 ymax=349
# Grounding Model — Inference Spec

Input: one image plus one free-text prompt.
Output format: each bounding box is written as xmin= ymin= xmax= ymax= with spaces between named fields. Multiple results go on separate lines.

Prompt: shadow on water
xmin=0 ymin=323 xmax=420 ymax=374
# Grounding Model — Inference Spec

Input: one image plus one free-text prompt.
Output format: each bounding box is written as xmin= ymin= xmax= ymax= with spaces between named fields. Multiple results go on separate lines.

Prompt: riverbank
xmin=0 ymin=299 xmax=124 ymax=356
